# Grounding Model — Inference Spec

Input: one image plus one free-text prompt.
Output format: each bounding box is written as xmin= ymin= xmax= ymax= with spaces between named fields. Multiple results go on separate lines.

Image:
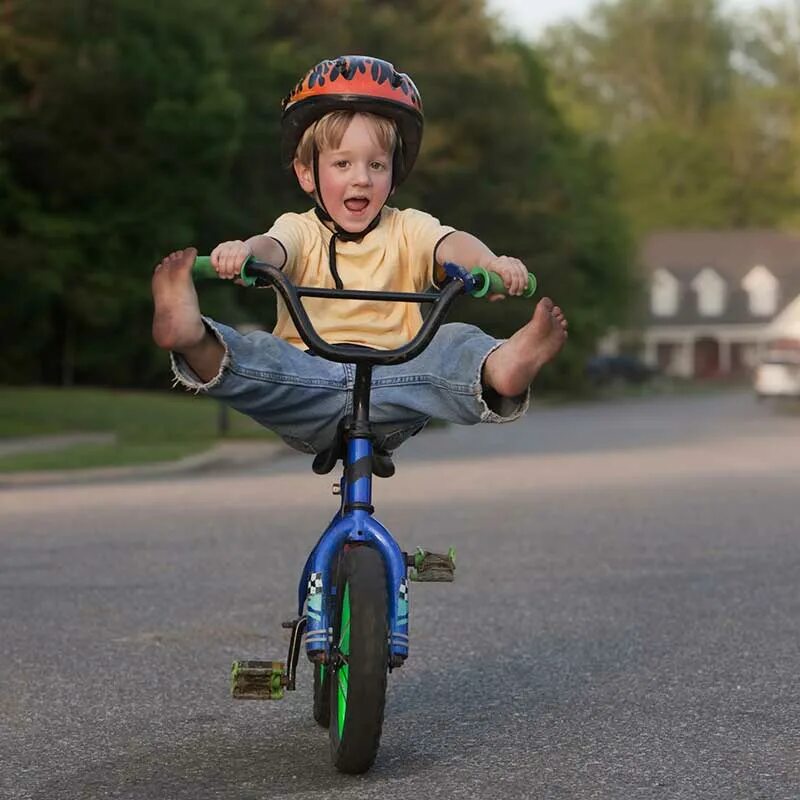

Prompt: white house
xmin=638 ymin=230 xmax=800 ymax=378
xmin=766 ymin=294 xmax=800 ymax=343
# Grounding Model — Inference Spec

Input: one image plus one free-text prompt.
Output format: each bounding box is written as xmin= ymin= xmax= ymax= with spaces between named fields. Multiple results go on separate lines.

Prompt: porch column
xmin=643 ymin=336 xmax=658 ymax=368
xmin=680 ymin=337 xmax=695 ymax=378
xmin=719 ymin=338 xmax=731 ymax=375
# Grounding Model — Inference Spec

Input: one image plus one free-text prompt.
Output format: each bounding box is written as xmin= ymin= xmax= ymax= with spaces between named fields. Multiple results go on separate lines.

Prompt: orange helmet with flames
xmin=281 ymin=56 xmax=424 ymax=187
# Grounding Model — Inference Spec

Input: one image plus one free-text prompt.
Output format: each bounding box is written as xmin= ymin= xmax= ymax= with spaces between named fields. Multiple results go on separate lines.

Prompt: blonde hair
xmin=294 ymin=110 xmax=398 ymax=167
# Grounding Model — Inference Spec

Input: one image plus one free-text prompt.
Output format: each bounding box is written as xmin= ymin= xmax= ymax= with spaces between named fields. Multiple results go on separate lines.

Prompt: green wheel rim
xmin=337 ymin=582 xmax=351 ymax=738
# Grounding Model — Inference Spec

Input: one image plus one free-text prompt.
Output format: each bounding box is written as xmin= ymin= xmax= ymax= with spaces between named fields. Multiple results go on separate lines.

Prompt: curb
xmin=0 ymin=432 xmax=117 ymax=458
xmin=0 ymin=440 xmax=290 ymax=489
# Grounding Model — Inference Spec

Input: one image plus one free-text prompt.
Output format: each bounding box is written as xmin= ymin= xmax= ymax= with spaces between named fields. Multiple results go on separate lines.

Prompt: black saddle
xmin=311 ymin=418 xmax=395 ymax=478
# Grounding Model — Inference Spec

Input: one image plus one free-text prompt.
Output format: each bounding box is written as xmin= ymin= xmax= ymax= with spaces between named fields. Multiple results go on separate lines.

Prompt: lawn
xmin=0 ymin=387 xmax=272 ymax=472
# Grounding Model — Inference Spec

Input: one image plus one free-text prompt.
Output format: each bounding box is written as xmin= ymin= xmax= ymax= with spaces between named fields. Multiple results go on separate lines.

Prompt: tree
xmin=0 ymin=0 xmax=255 ymax=384
xmin=734 ymin=0 xmax=800 ymax=227
xmin=539 ymin=0 xmax=800 ymax=234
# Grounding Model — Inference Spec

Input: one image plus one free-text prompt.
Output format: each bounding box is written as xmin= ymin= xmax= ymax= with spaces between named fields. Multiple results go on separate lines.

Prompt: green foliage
xmin=1 ymin=0 xmax=255 ymax=385
xmin=0 ymin=386 xmax=271 ymax=440
xmin=1 ymin=0 xmax=634 ymax=392
xmin=0 ymin=386 xmax=274 ymax=471
xmin=540 ymin=0 xmax=800 ymax=235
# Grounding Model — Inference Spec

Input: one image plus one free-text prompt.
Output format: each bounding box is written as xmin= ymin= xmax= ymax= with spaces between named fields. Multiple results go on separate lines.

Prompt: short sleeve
xmin=264 ymin=213 xmax=309 ymax=278
xmin=397 ymin=208 xmax=456 ymax=290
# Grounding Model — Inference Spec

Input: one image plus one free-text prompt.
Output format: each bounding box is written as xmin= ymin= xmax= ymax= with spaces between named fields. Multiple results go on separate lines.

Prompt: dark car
xmin=585 ymin=355 xmax=656 ymax=387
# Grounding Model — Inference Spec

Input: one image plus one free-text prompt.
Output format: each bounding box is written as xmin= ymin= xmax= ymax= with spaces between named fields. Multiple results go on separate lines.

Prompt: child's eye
xmin=370 ymin=161 xmax=387 ymax=171
xmin=334 ymin=160 xmax=349 ymax=169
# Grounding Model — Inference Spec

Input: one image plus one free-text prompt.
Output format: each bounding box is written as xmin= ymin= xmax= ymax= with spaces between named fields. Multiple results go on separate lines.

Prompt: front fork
xmin=299 ymin=511 xmax=409 ymax=665
xmin=297 ymin=463 xmax=409 ymax=665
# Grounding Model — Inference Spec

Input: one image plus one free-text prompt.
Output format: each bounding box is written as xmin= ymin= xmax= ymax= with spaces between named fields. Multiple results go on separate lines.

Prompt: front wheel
xmin=313 ymin=661 xmax=330 ymax=727
xmin=329 ymin=545 xmax=388 ymax=774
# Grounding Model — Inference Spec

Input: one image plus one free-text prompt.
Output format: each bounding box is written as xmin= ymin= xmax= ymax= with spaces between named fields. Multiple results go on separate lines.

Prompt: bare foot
xmin=152 ymin=247 xmax=207 ymax=351
xmin=482 ymin=297 xmax=568 ymax=397
xmin=152 ymin=248 xmax=225 ymax=382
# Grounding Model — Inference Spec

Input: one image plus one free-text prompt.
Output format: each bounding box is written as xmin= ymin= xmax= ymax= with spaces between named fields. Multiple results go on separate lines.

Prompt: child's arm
xmin=435 ymin=231 xmax=530 ymax=299
xmin=211 ymin=235 xmax=287 ymax=280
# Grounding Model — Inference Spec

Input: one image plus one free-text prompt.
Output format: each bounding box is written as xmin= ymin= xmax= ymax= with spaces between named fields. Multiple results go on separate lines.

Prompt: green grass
xmin=0 ymin=387 xmax=273 ymax=472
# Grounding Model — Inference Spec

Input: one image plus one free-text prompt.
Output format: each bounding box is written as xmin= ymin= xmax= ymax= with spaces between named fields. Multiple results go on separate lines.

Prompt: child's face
xmin=296 ymin=113 xmax=393 ymax=232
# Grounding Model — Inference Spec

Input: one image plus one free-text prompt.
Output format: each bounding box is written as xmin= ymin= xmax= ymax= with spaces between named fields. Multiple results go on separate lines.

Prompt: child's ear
xmin=293 ymin=159 xmax=315 ymax=194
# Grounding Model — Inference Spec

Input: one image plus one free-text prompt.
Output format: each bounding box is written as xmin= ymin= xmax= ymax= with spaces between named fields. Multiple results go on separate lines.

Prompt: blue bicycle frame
xmin=298 ymin=433 xmax=410 ymax=663
xmin=235 ymin=259 xmax=481 ymax=669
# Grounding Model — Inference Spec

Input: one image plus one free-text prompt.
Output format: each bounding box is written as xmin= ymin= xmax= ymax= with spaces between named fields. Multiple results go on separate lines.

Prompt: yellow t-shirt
xmin=265 ymin=207 xmax=455 ymax=351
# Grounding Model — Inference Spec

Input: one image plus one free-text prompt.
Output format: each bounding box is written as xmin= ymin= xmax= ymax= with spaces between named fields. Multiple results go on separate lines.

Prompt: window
xmin=651 ymin=269 xmax=679 ymax=316
xmin=691 ymin=268 xmax=726 ymax=316
xmin=742 ymin=265 xmax=778 ymax=316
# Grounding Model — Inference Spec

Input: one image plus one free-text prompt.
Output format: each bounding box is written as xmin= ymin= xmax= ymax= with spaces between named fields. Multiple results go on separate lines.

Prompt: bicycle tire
xmin=329 ymin=545 xmax=388 ymax=774
xmin=313 ymin=661 xmax=330 ymax=727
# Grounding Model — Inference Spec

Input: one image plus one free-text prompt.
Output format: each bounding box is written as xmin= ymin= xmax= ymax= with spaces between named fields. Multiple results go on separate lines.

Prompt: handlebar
xmin=191 ymin=257 xmax=537 ymax=366
xmin=191 ymin=257 xmax=537 ymax=298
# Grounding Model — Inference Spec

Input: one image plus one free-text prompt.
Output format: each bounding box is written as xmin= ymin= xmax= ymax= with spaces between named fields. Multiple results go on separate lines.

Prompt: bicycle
xmin=192 ymin=256 xmax=536 ymax=773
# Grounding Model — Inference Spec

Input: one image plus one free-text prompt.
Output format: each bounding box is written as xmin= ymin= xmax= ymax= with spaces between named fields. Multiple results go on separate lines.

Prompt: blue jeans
xmin=171 ymin=319 xmax=529 ymax=454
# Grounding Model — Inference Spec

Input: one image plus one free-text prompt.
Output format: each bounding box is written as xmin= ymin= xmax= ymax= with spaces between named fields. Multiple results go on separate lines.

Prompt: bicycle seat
xmin=312 ymin=418 xmax=395 ymax=478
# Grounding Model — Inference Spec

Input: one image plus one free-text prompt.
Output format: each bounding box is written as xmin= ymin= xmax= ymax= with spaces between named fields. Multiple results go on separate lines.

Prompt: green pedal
xmin=409 ymin=547 xmax=456 ymax=582
xmin=231 ymin=660 xmax=287 ymax=700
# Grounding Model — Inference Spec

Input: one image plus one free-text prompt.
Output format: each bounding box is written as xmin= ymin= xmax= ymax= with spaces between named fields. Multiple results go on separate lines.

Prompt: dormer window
xmin=742 ymin=265 xmax=778 ymax=316
xmin=651 ymin=268 xmax=679 ymax=316
xmin=691 ymin=268 xmax=726 ymax=316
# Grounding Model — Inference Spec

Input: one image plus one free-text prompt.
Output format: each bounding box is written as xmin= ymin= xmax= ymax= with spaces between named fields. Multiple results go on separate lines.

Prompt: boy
xmin=152 ymin=56 xmax=568 ymax=456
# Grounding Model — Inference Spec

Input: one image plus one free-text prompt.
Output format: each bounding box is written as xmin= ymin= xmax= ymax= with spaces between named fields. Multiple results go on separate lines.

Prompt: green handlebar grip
xmin=191 ymin=255 xmax=256 ymax=287
xmin=191 ymin=256 xmax=216 ymax=279
xmin=469 ymin=266 xmax=537 ymax=299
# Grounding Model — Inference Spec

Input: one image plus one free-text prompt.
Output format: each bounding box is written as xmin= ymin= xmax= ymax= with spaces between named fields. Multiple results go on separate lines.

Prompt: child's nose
xmin=352 ymin=164 xmax=372 ymax=186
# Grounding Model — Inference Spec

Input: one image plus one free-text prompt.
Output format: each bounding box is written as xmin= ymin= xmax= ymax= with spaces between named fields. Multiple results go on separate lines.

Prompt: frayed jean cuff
xmin=169 ymin=317 xmax=230 ymax=392
xmin=475 ymin=341 xmax=530 ymax=423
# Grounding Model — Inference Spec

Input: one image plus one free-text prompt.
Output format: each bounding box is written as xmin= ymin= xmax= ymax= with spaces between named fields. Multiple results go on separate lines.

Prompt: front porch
xmin=643 ymin=325 xmax=771 ymax=379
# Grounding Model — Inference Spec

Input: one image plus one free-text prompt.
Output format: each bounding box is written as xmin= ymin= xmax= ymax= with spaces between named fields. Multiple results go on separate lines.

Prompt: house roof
xmin=641 ymin=230 xmax=800 ymax=326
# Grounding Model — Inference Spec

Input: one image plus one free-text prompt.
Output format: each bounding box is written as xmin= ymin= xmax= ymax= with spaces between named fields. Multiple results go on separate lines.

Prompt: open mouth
xmin=344 ymin=197 xmax=370 ymax=213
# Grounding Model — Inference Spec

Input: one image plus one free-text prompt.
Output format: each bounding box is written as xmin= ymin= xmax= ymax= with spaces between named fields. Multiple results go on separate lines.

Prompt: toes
xmin=156 ymin=247 xmax=197 ymax=273
xmin=155 ymin=253 xmax=175 ymax=271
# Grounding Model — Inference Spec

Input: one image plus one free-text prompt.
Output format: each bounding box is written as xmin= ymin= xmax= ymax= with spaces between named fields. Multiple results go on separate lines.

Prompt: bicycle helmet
xmin=281 ymin=55 xmax=424 ymax=188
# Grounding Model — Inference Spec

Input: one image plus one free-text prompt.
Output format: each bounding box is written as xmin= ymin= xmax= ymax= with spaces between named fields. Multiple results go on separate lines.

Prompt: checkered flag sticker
xmin=308 ymin=572 xmax=323 ymax=596
xmin=398 ymin=578 xmax=409 ymax=602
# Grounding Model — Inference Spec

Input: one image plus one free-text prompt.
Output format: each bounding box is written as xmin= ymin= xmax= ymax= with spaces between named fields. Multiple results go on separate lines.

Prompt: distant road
xmin=2 ymin=390 xmax=798 ymax=799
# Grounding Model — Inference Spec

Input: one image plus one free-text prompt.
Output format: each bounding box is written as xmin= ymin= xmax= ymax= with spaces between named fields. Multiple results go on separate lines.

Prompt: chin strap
xmin=312 ymin=145 xmax=384 ymax=290
xmin=314 ymin=205 xmax=382 ymax=290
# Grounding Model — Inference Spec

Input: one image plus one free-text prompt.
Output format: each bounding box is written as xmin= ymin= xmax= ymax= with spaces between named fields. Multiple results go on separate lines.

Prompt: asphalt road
xmin=2 ymin=390 xmax=799 ymax=800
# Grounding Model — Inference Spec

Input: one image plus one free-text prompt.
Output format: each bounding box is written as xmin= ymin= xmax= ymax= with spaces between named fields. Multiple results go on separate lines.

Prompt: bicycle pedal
xmin=409 ymin=547 xmax=456 ymax=582
xmin=231 ymin=660 xmax=287 ymax=700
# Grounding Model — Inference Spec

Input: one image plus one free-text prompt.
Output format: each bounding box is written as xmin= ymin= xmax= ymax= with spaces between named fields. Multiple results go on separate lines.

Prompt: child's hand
xmin=485 ymin=256 xmax=530 ymax=301
xmin=211 ymin=241 xmax=252 ymax=280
